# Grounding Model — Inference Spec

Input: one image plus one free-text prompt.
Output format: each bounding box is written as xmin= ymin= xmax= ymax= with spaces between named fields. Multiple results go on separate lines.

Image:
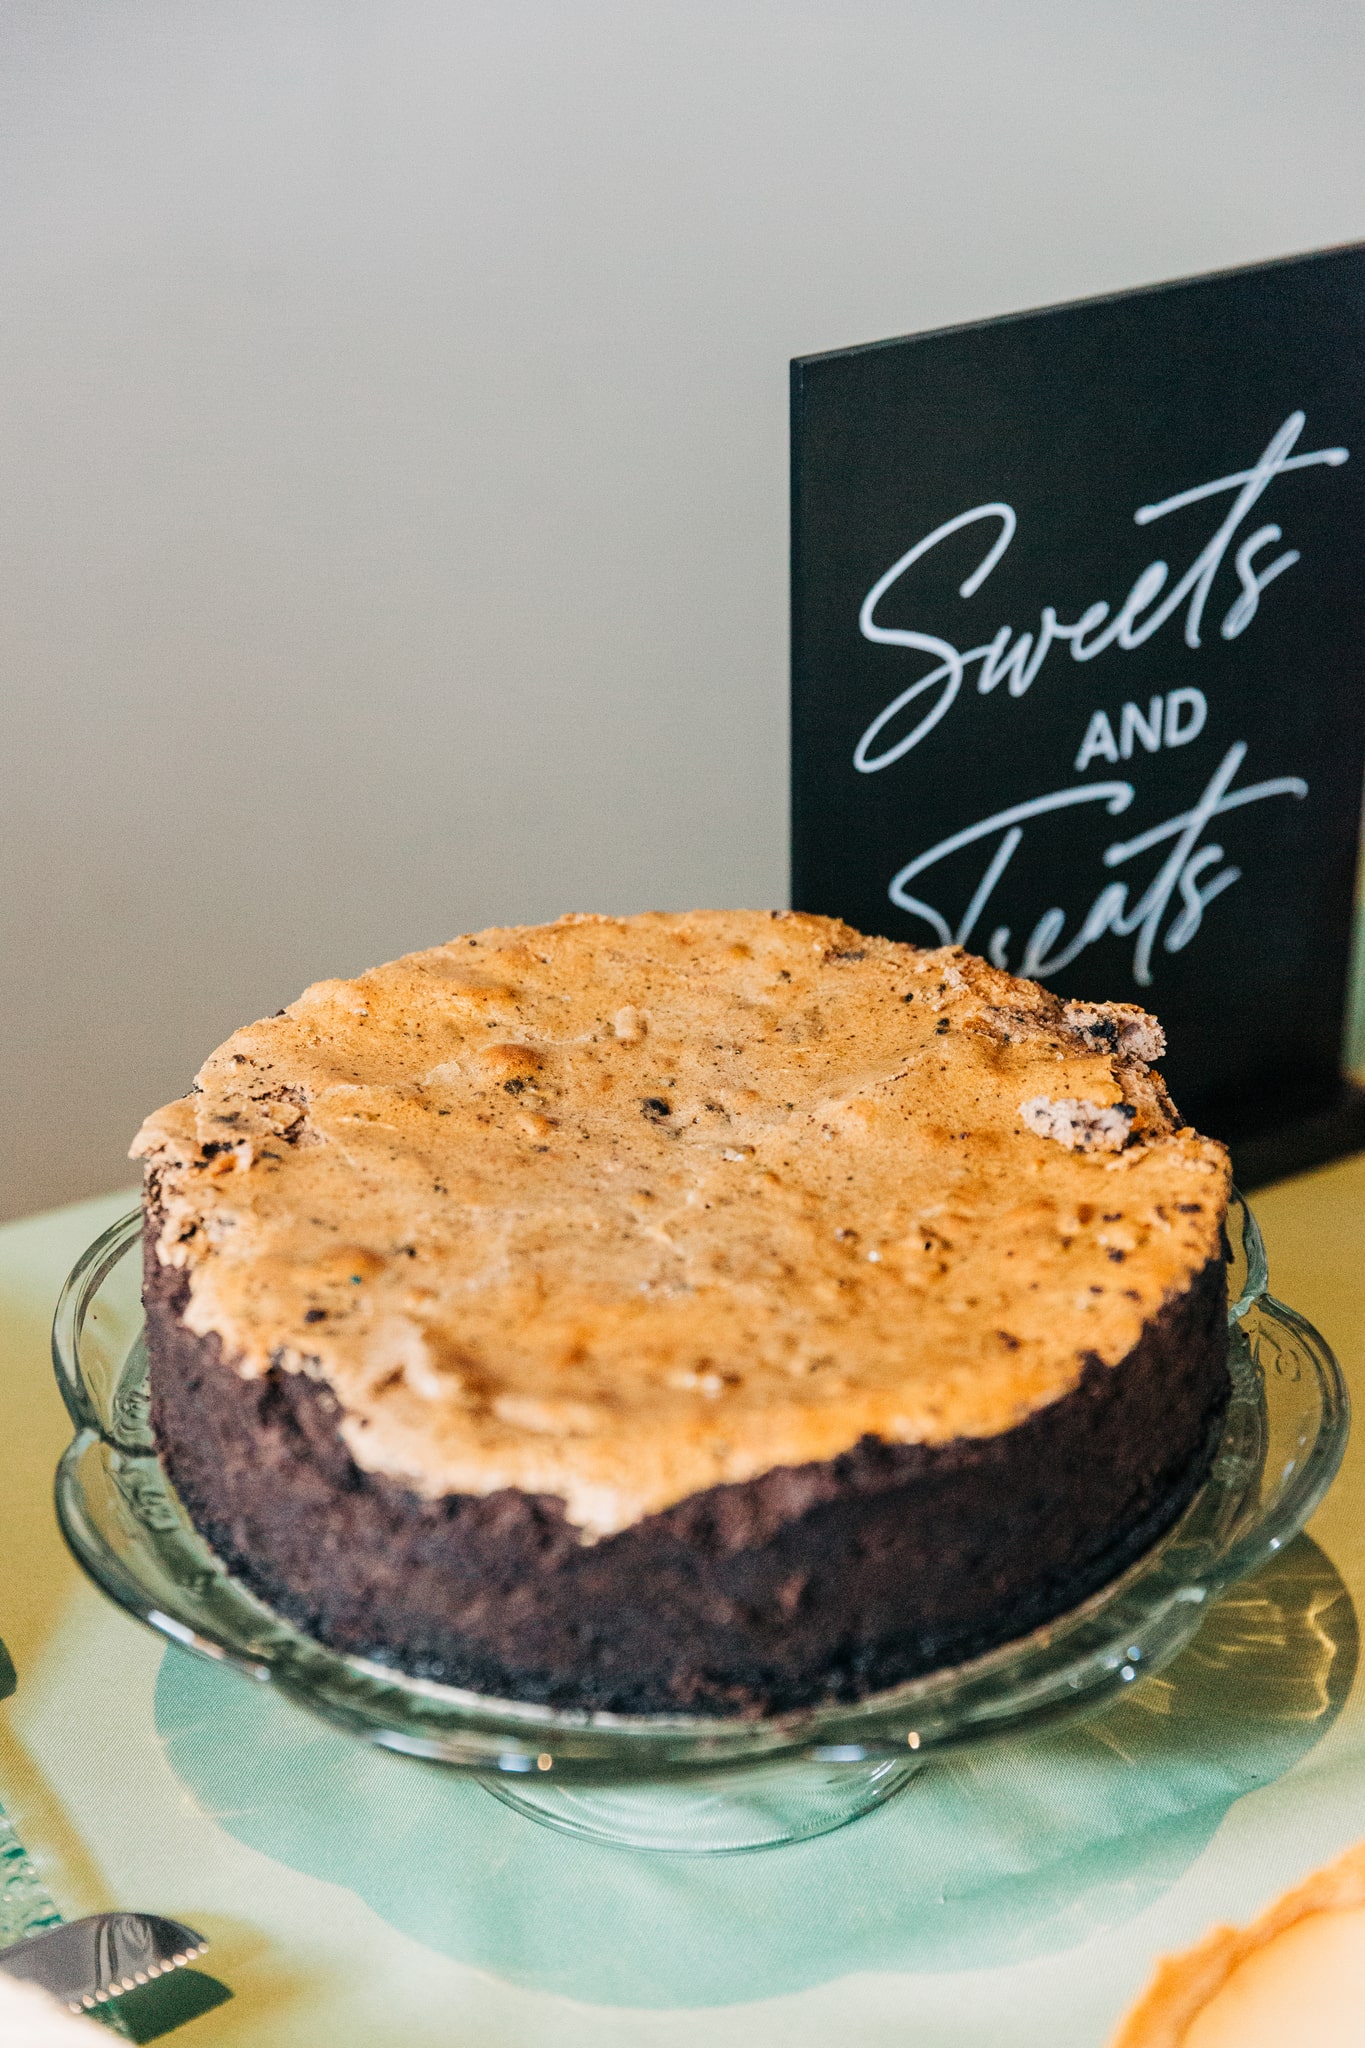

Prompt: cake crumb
xmin=1019 ymin=1095 xmax=1137 ymax=1154
xmin=1064 ymin=1000 xmax=1165 ymax=1064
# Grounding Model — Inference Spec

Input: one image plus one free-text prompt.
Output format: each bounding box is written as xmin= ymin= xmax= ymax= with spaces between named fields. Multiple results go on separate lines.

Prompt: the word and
xmin=1073 ymin=688 xmax=1206 ymax=771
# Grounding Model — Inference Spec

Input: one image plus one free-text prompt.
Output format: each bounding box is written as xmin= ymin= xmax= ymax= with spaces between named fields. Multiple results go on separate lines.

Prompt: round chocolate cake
xmin=134 ymin=911 xmax=1231 ymax=1715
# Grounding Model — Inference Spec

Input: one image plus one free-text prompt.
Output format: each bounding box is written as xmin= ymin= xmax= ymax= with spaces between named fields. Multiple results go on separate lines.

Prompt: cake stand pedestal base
xmin=476 ymin=1753 xmax=920 ymax=1853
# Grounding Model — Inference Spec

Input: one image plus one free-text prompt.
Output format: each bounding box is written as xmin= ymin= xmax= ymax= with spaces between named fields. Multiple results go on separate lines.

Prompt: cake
xmin=1111 ymin=1837 xmax=1365 ymax=2046
xmin=133 ymin=910 xmax=1231 ymax=1715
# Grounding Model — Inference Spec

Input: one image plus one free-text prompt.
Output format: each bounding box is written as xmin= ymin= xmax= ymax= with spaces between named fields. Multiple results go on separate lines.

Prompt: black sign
xmin=791 ymin=246 xmax=1365 ymax=1179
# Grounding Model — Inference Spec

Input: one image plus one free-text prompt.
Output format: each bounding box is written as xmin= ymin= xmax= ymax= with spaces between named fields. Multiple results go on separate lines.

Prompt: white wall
xmin=3 ymin=0 xmax=1364 ymax=1219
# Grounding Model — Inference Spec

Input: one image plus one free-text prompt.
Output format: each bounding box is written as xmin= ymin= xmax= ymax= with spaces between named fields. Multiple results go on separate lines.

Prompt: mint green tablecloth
xmin=2 ymin=1173 xmax=1364 ymax=2045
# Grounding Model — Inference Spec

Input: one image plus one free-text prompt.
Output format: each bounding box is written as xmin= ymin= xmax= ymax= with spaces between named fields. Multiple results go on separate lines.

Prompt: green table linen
xmin=2 ymin=1172 xmax=1363 ymax=2045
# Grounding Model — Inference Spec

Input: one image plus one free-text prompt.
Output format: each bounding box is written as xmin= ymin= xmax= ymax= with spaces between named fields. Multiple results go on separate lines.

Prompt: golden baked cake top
xmin=134 ymin=910 xmax=1229 ymax=1537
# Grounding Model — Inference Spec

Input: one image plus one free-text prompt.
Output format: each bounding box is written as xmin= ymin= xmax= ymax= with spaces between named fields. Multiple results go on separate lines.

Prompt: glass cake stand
xmin=52 ymin=1196 xmax=1348 ymax=1853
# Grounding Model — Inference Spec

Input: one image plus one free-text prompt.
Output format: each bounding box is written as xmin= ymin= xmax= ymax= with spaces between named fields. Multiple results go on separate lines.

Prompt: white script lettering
xmin=887 ymin=743 xmax=1307 ymax=985
xmin=853 ymin=413 xmax=1347 ymax=773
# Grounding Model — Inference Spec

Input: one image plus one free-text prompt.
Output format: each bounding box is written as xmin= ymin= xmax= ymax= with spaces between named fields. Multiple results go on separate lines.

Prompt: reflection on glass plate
xmin=152 ymin=1532 xmax=1356 ymax=2002
xmin=53 ymin=1195 xmax=1348 ymax=1852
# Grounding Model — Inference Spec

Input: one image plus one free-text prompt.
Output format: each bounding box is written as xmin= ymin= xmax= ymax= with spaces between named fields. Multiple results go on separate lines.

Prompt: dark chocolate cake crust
xmin=144 ymin=1218 xmax=1229 ymax=1716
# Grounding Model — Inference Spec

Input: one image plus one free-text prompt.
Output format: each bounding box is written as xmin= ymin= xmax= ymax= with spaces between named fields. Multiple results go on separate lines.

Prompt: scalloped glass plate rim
xmin=51 ymin=1194 xmax=1348 ymax=1777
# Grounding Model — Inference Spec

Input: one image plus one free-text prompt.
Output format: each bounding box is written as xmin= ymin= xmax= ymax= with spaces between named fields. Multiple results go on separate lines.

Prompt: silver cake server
xmin=0 ymin=1912 xmax=209 ymax=2017
xmin=0 ymin=1635 xmax=210 ymax=2023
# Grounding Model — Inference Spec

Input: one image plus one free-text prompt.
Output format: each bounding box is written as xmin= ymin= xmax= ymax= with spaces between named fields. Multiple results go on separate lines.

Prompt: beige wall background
xmin=3 ymin=0 xmax=1364 ymax=1220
